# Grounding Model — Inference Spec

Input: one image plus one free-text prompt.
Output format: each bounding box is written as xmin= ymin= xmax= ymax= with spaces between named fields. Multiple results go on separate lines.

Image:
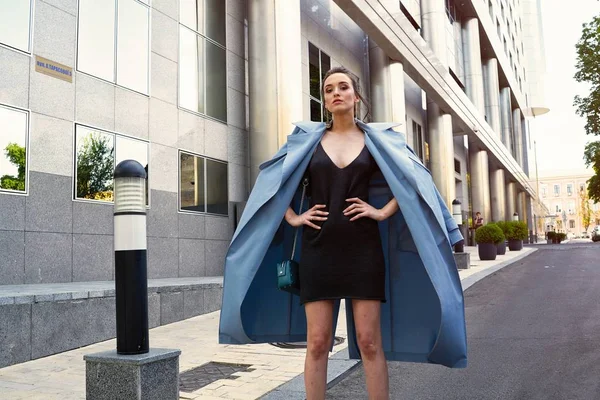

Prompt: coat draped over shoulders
xmin=219 ymin=120 xmax=467 ymax=368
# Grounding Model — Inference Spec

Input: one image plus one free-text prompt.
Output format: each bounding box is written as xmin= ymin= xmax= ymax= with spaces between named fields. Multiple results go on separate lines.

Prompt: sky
xmin=533 ymin=0 xmax=600 ymax=175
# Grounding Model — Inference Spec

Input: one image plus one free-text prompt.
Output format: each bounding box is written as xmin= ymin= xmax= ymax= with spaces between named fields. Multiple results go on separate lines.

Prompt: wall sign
xmin=35 ymin=56 xmax=73 ymax=83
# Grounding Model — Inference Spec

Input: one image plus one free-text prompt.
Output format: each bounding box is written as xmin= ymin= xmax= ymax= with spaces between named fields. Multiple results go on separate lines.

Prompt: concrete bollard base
xmin=454 ymin=252 xmax=471 ymax=270
xmin=84 ymin=348 xmax=181 ymax=400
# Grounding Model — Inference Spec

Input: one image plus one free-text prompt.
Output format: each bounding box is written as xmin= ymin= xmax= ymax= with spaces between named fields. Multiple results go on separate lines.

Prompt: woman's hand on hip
xmin=289 ymin=204 xmax=328 ymax=229
xmin=344 ymin=198 xmax=384 ymax=221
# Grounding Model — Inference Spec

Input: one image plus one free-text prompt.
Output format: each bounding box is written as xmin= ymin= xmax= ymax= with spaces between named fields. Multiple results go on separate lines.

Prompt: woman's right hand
xmin=288 ymin=204 xmax=328 ymax=229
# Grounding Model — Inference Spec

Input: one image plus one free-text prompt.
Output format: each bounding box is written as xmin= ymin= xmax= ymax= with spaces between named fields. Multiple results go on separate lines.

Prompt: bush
xmin=547 ymin=231 xmax=556 ymax=240
xmin=475 ymin=223 xmax=505 ymax=244
xmin=495 ymin=221 xmax=512 ymax=239
xmin=506 ymin=221 xmax=528 ymax=240
xmin=557 ymin=232 xmax=567 ymax=242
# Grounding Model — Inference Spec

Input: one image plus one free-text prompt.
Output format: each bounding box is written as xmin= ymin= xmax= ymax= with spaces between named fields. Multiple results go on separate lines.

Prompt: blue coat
xmin=219 ymin=120 xmax=467 ymax=368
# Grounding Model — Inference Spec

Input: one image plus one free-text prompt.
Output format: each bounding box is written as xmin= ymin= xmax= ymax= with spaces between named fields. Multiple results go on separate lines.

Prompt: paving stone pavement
xmin=0 ymin=246 xmax=537 ymax=400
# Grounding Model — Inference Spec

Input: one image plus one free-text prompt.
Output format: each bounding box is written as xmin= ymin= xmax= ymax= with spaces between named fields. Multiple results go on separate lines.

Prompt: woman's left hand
xmin=343 ymin=198 xmax=384 ymax=221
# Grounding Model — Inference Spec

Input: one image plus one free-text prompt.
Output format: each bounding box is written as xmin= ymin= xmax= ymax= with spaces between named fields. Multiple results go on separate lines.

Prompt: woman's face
xmin=323 ymin=73 xmax=359 ymax=116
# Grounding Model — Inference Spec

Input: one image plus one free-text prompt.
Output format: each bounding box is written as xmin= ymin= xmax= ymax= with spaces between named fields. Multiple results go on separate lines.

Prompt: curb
xmin=260 ymin=247 xmax=539 ymax=400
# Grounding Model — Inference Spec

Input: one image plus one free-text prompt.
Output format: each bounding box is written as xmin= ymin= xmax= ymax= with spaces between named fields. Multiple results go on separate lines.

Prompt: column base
xmin=84 ymin=348 xmax=181 ymax=400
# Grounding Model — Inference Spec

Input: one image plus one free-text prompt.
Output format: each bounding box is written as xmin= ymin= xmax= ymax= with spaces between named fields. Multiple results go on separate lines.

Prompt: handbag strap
xmin=290 ymin=177 xmax=309 ymax=260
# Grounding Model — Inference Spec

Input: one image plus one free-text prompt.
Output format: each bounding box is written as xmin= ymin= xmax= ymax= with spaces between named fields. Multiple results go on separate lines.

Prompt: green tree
xmin=580 ymin=187 xmax=593 ymax=231
xmin=1 ymin=143 xmax=26 ymax=191
xmin=575 ymin=15 xmax=600 ymax=202
xmin=76 ymin=133 xmax=114 ymax=200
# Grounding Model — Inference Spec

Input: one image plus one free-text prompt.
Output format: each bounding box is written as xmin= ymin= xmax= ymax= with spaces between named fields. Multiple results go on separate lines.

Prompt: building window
xmin=555 ymin=203 xmax=561 ymax=213
xmin=445 ymin=0 xmax=465 ymax=83
xmin=75 ymin=125 xmax=149 ymax=203
xmin=488 ymin=0 xmax=493 ymax=19
xmin=567 ymin=183 xmax=573 ymax=196
xmin=309 ymin=43 xmax=331 ymax=122
xmin=0 ymin=0 xmax=32 ymax=53
xmin=569 ymin=220 xmax=575 ymax=229
xmin=179 ymin=151 xmax=228 ymax=215
xmin=0 ymin=104 xmax=28 ymax=193
xmin=568 ymin=201 xmax=575 ymax=215
xmin=412 ymin=120 xmax=424 ymax=160
xmin=554 ymin=184 xmax=560 ymax=196
xmin=179 ymin=0 xmax=227 ymax=122
xmin=77 ymin=0 xmax=150 ymax=94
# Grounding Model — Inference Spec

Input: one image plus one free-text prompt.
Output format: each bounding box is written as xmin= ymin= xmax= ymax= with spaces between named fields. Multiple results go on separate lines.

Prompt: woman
xmin=219 ymin=67 xmax=467 ymax=399
xmin=284 ymin=67 xmax=397 ymax=399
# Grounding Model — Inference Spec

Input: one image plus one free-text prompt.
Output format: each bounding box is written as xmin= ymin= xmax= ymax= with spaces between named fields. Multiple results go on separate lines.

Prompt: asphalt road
xmin=327 ymin=243 xmax=600 ymax=400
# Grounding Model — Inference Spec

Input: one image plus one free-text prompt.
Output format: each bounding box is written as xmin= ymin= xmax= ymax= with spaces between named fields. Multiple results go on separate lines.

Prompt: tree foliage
xmin=580 ymin=187 xmax=593 ymax=231
xmin=575 ymin=15 xmax=600 ymax=201
xmin=76 ymin=133 xmax=114 ymax=201
xmin=1 ymin=143 xmax=26 ymax=191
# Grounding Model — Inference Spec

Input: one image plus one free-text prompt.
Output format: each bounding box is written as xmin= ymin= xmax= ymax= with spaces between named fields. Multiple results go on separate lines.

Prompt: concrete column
xmin=421 ymin=0 xmax=448 ymax=68
xmin=516 ymin=191 xmax=525 ymax=222
xmin=469 ymin=146 xmax=491 ymax=224
xmin=248 ymin=0 xmax=302 ymax=182
xmin=500 ymin=87 xmax=513 ymax=151
xmin=490 ymin=168 xmax=507 ymax=221
xmin=484 ymin=58 xmax=501 ymax=135
xmin=506 ymin=181 xmax=517 ymax=219
xmin=428 ymin=103 xmax=455 ymax=206
xmin=422 ymin=0 xmax=454 ymax=206
xmin=513 ymin=109 xmax=524 ymax=165
xmin=463 ymin=18 xmax=485 ymax=114
xmin=369 ymin=45 xmax=406 ymax=126
xmin=522 ymin=119 xmax=530 ymax=174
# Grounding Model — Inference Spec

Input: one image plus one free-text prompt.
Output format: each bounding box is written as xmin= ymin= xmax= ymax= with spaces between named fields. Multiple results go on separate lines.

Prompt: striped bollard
xmin=114 ymin=160 xmax=149 ymax=355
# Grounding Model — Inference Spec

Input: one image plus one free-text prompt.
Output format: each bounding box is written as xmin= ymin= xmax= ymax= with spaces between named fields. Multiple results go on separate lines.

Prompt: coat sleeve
xmin=434 ymin=187 xmax=464 ymax=246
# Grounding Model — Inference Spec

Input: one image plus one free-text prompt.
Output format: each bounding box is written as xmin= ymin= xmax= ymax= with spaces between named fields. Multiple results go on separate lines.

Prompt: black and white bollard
xmin=113 ymin=160 xmax=149 ymax=355
xmin=84 ymin=160 xmax=181 ymax=400
xmin=452 ymin=199 xmax=464 ymax=253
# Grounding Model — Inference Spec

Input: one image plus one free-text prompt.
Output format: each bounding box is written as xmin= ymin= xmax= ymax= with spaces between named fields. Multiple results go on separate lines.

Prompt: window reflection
xmin=78 ymin=0 xmax=116 ymax=82
xmin=179 ymin=27 xmax=204 ymax=114
xmin=77 ymin=0 xmax=149 ymax=94
xmin=0 ymin=105 xmax=28 ymax=193
xmin=0 ymin=0 xmax=32 ymax=52
xmin=117 ymin=0 xmax=149 ymax=94
xmin=178 ymin=0 xmax=227 ymax=121
xmin=75 ymin=127 xmax=115 ymax=202
xmin=75 ymin=125 xmax=149 ymax=203
xmin=206 ymin=159 xmax=228 ymax=215
xmin=179 ymin=151 xmax=228 ymax=216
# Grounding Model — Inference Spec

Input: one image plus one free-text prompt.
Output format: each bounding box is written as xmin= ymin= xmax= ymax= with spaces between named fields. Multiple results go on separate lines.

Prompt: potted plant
xmin=475 ymin=223 xmax=505 ymax=261
xmin=547 ymin=231 xmax=556 ymax=244
xmin=495 ymin=221 xmax=510 ymax=255
xmin=506 ymin=221 xmax=528 ymax=251
xmin=557 ymin=232 xmax=567 ymax=243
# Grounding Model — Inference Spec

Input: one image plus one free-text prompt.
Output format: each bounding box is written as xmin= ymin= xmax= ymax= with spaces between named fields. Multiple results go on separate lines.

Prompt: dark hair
xmin=321 ymin=66 xmax=371 ymax=124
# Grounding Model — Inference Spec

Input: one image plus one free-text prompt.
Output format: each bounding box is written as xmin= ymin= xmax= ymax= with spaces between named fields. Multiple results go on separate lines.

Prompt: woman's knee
xmin=307 ymin=332 xmax=331 ymax=359
xmin=357 ymin=331 xmax=381 ymax=360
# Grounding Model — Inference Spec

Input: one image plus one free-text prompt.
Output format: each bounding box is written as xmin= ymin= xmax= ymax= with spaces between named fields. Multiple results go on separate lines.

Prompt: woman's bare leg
xmin=304 ymin=300 xmax=335 ymax=400
xmin=352 ymin=299 xmax=389 ymax=400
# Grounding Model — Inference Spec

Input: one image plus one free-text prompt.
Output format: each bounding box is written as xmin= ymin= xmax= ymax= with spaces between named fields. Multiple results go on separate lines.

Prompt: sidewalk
xmin=0 ymin=246 xmax=536 ymax=400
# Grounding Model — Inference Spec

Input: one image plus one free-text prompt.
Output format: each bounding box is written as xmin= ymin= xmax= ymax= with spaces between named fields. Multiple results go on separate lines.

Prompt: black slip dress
xmin=299 ymin=141 xmax=386 ymax=305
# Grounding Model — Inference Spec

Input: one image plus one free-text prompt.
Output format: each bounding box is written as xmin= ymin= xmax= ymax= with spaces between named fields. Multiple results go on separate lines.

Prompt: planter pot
xmin=546 ymin=239 xmax=552 ymax=244
xmin=508 ymin=239 xmax=523 ymax=251
xmin=497 ymin=241 xmax=507 ymax=255
xmin=478 ymin=243 xmax=498 ymax=261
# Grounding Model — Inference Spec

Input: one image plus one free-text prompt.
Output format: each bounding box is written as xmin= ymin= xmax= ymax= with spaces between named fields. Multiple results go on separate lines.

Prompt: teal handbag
xmin=277 ymin=177 xmax=309 ymax=295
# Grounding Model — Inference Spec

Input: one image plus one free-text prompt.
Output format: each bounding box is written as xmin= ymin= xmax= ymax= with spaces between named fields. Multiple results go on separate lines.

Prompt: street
xmin=327 ymin=243 xmax=600 ymax=400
